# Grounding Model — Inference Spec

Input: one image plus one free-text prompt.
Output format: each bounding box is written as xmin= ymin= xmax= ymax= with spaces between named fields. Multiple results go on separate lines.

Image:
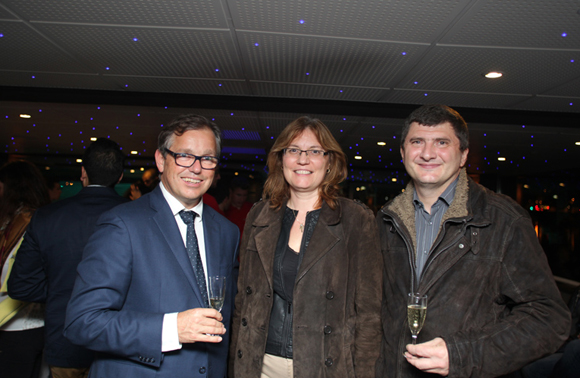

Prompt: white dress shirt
xmin=159 ymin=182 xmax=209 ymax=352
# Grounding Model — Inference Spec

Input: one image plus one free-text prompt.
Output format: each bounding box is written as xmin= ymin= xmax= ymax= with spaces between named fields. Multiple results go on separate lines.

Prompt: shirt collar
xmin=413 ymin=175 xmax=459 ymax=208
xmin=159 ymin=181 xmax=204 ymax=219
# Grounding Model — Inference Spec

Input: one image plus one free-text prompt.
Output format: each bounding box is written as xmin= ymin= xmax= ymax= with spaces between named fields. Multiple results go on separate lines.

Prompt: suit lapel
xmin=202 ymin=205 xmax=223 ymax=279
xmin=149 ymin=188 xmax=206 ymax=306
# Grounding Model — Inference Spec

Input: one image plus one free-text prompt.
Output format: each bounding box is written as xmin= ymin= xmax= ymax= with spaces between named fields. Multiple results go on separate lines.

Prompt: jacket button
xmin=458 ymin=243 xmax=465 ymax=249
xmin=151 ymin=358 xmax=155 ymax=363
xmin=237 ymin=350 xmax=243 ymax=358
xmin=326 ymin=291 xmax=334 ymax=300
xmin=325 ymin=358 xmax=333 ymax=367
xmin=324 ymin=325 xmax=332 ymax=334
xmin=199 ymin=367 xmax=206 ymax=374
xmin=472 ymin=231 xmax=478 ymax=236
xmin=241 ymin=318 xmax=248 ymax=326
xmin=246 ymin=286 xmax=253 ymax=294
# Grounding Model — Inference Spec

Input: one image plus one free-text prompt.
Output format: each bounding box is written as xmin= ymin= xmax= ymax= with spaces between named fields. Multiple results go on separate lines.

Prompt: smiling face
xmin=155 ymin=128 xmax=216 ymax=209
xmin=282 ymin=128 xmax=330 ymax=197
xmin=401 ymin=121 xmax=468 ymax=196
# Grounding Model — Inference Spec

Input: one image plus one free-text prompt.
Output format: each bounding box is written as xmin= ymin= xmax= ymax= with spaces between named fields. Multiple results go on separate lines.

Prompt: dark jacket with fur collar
xmin=229 ymin=197 xmax=382 ymax=378
xmin=376 ymin=168 xmax=570 ymax=378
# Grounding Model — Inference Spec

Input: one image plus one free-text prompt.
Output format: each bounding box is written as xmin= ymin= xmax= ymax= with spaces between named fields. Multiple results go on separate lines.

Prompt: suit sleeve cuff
xmin=161 ymin=312 xmax=182 ymax=352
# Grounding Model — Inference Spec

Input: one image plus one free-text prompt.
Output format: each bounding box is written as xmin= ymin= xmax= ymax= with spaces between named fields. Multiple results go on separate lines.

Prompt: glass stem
xmin=412 ymin=335 xmax=417 ymax=345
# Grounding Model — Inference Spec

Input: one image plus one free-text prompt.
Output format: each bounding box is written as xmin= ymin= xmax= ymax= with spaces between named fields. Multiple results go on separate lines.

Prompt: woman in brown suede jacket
xmin=228 ymin=116 xmax=382 ymax=378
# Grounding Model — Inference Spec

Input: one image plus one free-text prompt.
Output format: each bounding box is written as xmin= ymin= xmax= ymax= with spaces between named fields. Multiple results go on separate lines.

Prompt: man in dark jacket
xmin=8 ymin=138 xmax=127 ymax=378
xmin=376 ymin=104 xmax=570 ymax=378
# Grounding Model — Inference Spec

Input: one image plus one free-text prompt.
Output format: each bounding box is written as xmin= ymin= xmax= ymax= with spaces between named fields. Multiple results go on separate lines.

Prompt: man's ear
xmin=155 ymin=149 xmax=165 ymax=174
xmin=80 ymin=167 xmax=89 ymax=187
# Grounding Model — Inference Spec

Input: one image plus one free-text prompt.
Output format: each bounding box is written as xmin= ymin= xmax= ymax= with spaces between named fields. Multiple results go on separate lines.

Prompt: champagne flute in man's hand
xmin=209 ymin=276 xmax=226 ymax=312
xmin=407 ymin=293 xmax=427 ymax=345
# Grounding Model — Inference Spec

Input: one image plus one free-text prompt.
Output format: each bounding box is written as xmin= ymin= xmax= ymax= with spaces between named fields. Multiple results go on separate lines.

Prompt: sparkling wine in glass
xmin=209 ymin=276 xmax=226 ymax=312
xmin=407 ymin=293 xmax=427 ymax=345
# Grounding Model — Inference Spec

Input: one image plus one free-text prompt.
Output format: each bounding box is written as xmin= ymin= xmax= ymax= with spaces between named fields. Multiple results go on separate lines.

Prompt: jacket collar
xmin=381 ymin=168 xmax=471 ymax=253
xmin=249 ymin=198 xmax=342 ymax=289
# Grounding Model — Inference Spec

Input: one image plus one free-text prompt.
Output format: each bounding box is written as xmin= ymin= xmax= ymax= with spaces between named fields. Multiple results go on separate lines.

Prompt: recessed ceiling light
xmin=377 ymin=142 xmax=386 ymax=146
xmin=354 ymin=156 xmax=362 ymax=160
xmin=575 ymin=142 xmax=580 ymax=145
xmin=90 ymin=137 xmax=97 ymax=141
xmin=130 ymin=151 xmax=138 ymax=155
xmin=130 ymin=169 xmax=135 ymax=173
xmin=76 ymin=159 xmax=83 ymax=163
xmin=20 ymin=114 xmax=31 ymax=118
xmin=140 ymin=167 xmax=145 ymax=171
xmin=498 ymin=157 xmax=506 ymax=161
xmin=484 ymin=71 xmax=503 ymax=79
xmin=391 ymin=178 xmax=397 ymax=182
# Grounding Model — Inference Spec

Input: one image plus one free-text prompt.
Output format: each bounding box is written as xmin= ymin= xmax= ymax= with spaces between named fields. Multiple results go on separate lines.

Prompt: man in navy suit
xmin=8 ymin=138 xmax=127 ymax=378
xmin=64 ymin=115 xmax=239 ymax=378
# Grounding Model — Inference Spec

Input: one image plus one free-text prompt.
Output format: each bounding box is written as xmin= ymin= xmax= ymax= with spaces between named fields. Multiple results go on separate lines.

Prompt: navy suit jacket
xmin=64 ymin=186 xmax=239 ymax=378
xmin=8 ymin=186 xmax=128 ymax=368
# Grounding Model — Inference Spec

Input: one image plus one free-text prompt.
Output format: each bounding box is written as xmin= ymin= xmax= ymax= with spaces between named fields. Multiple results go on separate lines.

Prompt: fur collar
xmin=384 ymin=168 xmax=469 ymax=253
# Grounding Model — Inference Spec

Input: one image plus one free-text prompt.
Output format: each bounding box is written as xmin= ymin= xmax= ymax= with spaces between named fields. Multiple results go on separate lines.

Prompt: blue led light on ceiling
xmin=133 ymin=37 xmax=139 ymax=41
xmin=254 ymin=43 xmax=259 ymax=46
xmin=561 ymin=32 xmax=567 ymax=37
xmin=402 ymin=52 xmax=407 ymax=55
xmin=222 ymin=130 xmax=261 ymax=141
xmin=299 ymin=19 xmax=305 ymax=24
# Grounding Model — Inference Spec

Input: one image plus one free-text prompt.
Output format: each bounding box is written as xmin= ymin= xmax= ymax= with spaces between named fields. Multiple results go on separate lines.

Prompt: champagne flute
xmin=407 ymin=293 xmax=427 ymax=345
xmin=208 ymin=276 xmax=226 ymax=312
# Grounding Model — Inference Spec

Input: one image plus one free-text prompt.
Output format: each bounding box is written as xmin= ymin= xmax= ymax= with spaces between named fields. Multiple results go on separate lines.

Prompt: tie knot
xmin=179 ymin=210 xmax=197 ymax=225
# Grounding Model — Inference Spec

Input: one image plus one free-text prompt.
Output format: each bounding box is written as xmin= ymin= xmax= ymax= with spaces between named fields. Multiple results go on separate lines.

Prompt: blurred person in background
xmin=127 ymin=167 xmax=159 ymax=200
xmin=8 ymin=138 xmax=128 ymax=378
xmin=229 ymin=116 xmax=382 ymax=378
xmin=0 ymin=160 xmax=50 ymax=378
xmin=222 ymin=176 xmax=254 ymax=240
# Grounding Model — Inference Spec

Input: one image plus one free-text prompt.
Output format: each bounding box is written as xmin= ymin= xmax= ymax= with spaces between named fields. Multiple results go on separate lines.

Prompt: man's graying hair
xmin=401 ymin=104 xmax=469 ymax=152
xmin=158 ymin=114 xmax=222 ymax=157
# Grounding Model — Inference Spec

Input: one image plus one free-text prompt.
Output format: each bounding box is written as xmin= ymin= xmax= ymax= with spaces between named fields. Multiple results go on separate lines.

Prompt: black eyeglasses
xmin=164 ymin=149 xmax=219 ymax=170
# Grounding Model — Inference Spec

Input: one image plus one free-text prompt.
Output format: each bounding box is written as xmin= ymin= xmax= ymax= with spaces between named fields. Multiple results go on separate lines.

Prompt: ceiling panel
xmin=0 ymin=21 xmax=91 ymax=72
xmin=509 ymin=95 xmax=580 ymax=113
xmin=0 ymin=71 xmax=117 ymax=90
xmin=441 ymin=0 xmax=580 ymax=49
xmin=32 ymin=24 xmax=241 ymax=78
xmin=385 ymin=89 xmax=531 ymax=110
xmin=101 ymin=76 xmax=249 ymax=96
xmin=397 ymin=46 xmax=580 ymax=94
xmin=1 ymin=0 xmax=228 ymax=28
xmin=238 ymin=31 xmax=429 ymax=86
xmin=229 ymin=0 xmax=467 ymax=42
xmin=252 ymin=82 xmax=387 ymax=102
xmin=542 ymin=76 xmax=580 ymax=97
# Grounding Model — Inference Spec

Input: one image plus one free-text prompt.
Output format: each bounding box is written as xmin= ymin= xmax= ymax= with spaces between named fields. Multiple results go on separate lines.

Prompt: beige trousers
xmin=260 ymin=353 xmax=294 ymax=378
xmin=49 ymin=366 xmax=90 ymax=378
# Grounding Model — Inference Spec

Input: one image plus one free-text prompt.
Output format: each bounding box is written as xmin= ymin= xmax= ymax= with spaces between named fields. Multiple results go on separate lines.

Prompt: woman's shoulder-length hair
xmin=262 ymin=116 xmax=347 ymax=210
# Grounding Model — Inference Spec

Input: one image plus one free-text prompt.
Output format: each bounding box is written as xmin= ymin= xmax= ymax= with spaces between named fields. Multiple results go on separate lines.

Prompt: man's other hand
xmin=404 ymin=337 xmax=449 ymax=376
xmin=177 ymin=308 xmax=225 ymax=343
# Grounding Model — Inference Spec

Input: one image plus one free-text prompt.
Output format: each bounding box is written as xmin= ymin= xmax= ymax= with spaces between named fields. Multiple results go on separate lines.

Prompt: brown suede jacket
xmin=376 ymin=169 xmax=570 ymax=378
xmin=229 ymin=197 xmax=382 ymax=378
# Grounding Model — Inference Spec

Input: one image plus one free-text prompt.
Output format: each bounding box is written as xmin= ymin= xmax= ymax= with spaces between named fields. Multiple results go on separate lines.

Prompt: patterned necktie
xmin=178 ymin=210 xmax=209 ymax=307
